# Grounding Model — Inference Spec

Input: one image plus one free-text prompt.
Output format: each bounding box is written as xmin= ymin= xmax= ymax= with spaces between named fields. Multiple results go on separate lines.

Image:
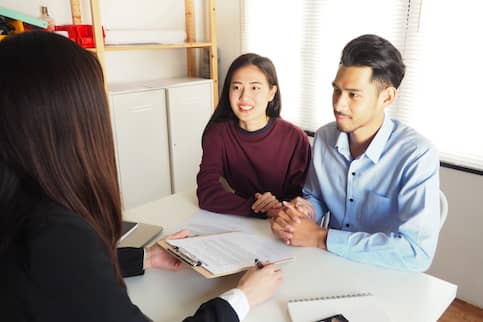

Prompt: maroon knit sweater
xmin=196 ymin=117 xmax=311 ymax=217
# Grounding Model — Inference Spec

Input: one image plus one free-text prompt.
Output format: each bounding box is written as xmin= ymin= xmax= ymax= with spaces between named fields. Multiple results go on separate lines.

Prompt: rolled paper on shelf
xmin=105 ymin=29 xmax=187 ymax=45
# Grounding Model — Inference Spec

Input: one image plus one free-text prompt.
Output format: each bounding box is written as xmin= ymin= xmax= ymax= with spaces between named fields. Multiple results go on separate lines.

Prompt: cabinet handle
xmin=129 ymin=104 xmax=153 ymax=112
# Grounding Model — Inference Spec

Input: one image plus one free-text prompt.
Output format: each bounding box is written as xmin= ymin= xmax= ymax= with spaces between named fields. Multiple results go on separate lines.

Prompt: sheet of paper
xmin=167 ymin=231 xmax=293 ymax=275
xmin=177 ymin=209 xmax=264 ymax=235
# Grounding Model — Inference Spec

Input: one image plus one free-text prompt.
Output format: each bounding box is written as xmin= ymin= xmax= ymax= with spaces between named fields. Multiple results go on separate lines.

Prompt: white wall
xmin=3 ymin=0 xmax=482 ymax=309
xmin=428 ymin=168 xmax=483 ymax=308
xmin=216 ymin=0 xmax=241 ymax=84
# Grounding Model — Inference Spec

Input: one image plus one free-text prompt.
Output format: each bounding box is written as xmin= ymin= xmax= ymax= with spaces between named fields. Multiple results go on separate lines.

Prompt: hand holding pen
xmin=236 ymin=260 xmax=283 ymax=307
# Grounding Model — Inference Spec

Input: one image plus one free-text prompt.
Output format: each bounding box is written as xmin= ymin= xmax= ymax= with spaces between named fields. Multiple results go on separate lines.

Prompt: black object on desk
xmin=119 ymin=220 xmax=163 ymax=247
xmin=317 ymin=313 xmax=349 ymax=322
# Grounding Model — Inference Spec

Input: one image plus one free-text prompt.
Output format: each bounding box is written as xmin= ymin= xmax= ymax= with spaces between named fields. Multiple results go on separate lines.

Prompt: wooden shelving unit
xmin=71 ymin=0 xmax=219 ymax=106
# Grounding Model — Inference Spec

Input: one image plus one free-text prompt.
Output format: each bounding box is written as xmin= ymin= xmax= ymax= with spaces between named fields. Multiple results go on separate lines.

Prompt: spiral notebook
xmin=288 ymin=292 xmax=390 ymax=322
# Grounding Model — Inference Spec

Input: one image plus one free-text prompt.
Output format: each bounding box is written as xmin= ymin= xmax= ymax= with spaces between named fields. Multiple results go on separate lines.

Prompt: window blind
xmin=241 ymin=0 xmax=483 ymax=171
xmin=391 ymin=0 xmax=483 ymax=171
xmin=241 ymin=0 xmax=410 ymax=131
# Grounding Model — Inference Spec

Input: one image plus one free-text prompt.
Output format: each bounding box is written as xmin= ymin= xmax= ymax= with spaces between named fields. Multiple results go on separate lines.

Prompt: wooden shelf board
xmin=104 ymin=42 xmax=212 ymax=51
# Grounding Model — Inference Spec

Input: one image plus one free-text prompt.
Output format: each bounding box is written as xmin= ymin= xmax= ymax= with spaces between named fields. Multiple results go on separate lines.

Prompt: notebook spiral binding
xmin=288 ymin=292 xmax=372 ymax=303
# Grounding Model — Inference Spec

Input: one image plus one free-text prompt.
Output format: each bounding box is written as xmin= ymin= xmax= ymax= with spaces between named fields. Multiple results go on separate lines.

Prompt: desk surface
xmin=124 ymin=191 xmax=457 ymax=322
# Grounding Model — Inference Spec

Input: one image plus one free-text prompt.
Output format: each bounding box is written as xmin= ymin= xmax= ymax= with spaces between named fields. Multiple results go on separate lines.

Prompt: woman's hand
xmin=237 ymin=264 xmax=283 ymax=307
xmin=252 ymin=192 xmax=282 ymax=214
xmin=144 ymin=229 xmax=190 ymax=271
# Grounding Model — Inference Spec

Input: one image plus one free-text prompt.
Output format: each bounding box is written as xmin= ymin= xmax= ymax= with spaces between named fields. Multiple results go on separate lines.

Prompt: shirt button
xmin=345 ymin=224 xmax=350 ymax=228
xmin=352 ymin=172 xmax=356 ymax=176
xmin=349 ymin=198 xmax=354 ymax=202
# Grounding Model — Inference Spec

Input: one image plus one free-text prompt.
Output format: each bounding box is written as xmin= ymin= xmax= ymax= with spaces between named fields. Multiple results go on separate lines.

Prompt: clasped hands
xmin=270 ymin=197 xmax=328 ymax=250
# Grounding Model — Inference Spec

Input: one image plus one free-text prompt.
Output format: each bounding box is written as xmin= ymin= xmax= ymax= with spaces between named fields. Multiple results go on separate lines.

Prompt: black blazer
xmin=0 ymin=196 xmax=239 ymax=322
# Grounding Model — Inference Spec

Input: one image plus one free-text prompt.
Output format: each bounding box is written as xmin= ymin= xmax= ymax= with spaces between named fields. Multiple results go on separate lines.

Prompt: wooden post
xmin=89 ymin=0 xmax=107 ymax=91
xmin=185 ymin=0 xmax=196 ymax=77
xmin=208 ymin=0 xmax=218 ymax=107
xmin=70 ymin=0 xmax=82 ymax=24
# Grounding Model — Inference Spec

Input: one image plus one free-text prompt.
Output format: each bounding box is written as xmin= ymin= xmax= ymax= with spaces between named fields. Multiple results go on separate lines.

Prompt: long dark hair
xmin=0 ymin=31 xmax=124 ymax=284
xmin=202 ymin=53 xmax=281 ymax=140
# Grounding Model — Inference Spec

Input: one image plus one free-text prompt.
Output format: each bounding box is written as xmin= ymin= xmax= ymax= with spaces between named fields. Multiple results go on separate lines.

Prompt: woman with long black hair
xmin=197 ymin=53 xmax=311 ymax=218
xmin=0 ymin=31 xmax=282 ymax=322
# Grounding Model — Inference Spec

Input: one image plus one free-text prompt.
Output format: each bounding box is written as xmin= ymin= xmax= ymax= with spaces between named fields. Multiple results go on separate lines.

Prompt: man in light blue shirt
xmin=271 ymin=34 xmax=440 ymax=272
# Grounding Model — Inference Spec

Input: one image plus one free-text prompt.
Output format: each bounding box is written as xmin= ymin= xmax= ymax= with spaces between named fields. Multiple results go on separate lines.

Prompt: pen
xmin=254 ymin=258 xmax=264 ymax=269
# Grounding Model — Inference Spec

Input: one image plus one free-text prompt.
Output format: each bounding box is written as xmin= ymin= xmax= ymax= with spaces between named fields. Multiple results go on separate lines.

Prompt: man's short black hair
xmin=340 ymin=34 xmax=406 ymax=89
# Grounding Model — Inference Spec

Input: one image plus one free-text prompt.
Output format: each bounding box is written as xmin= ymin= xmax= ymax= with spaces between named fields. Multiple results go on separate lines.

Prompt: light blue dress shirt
xmin=304 ymin=116 xmax=440 ymax=271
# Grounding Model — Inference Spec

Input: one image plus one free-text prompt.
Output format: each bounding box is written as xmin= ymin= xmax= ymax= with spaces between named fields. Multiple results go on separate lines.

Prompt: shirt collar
xmin=335 ymin=130 xmax=351 ymax=161
xmin=334 ymin=115 xmax=395 ymax=163
xmin=365 ymin=115 xmax=394 ymax=163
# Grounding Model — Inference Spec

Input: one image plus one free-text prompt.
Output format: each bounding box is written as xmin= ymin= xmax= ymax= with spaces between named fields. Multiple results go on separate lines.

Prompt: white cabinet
xmin=110 ymin=88 xmax=171 ymax=209
xmin=165 ymin=81 xmax=213 ymax=193
xmin=109 ymin=78 xmax=213 ymax=209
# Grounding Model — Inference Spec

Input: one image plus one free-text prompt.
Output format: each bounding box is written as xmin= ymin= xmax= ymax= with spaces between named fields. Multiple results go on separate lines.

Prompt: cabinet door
xmin=166 ymin=82 xmax=213 ymax=193
xmin=111 ymin=89 xmax=171 ymax=209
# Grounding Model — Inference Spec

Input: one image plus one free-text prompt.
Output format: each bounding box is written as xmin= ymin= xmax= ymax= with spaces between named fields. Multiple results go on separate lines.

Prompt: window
xmin=241 ymin=0 xmax=483 ymax=172
xmin=395 ymin=0 xmax=483 ymax=171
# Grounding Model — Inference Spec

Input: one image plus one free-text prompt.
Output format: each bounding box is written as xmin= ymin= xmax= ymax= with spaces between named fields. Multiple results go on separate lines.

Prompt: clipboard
xmin=158 ymin=231 xmax=294 ymax=278
xmin=158 ymin=239 xmax=224 ymax=278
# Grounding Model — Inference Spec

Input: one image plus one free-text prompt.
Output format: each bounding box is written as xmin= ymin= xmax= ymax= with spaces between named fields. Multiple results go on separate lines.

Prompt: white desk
xmin=124 ymin=191 xmax=457 ymax=322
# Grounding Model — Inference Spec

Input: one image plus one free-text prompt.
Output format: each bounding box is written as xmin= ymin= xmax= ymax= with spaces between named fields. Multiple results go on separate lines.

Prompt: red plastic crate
xmin=55 ymin=24 xmax=105 ymax=48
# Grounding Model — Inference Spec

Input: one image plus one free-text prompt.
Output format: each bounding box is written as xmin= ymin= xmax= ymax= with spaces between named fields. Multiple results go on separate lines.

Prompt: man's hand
xmin=265 ymin=206 xmax=284 ymax=218
xmin=292 ymin=197 xmax=316 ymax=221
xmin=270 ymin=202 xmax=304 ymax=243
xmin=144 ymin=229 xmax=190 ymax=271
xmin=252 ymin=192 xmax=282 ymax=215
xmin=271 ymin=202 xmax=328 ymax=249
xmin=289 ymin=218 xmax=328 ymax=249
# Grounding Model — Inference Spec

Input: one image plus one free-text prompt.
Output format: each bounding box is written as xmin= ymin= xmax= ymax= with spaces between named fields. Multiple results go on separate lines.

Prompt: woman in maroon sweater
xmin=197 ymin=53 xmax=311 ymax=218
